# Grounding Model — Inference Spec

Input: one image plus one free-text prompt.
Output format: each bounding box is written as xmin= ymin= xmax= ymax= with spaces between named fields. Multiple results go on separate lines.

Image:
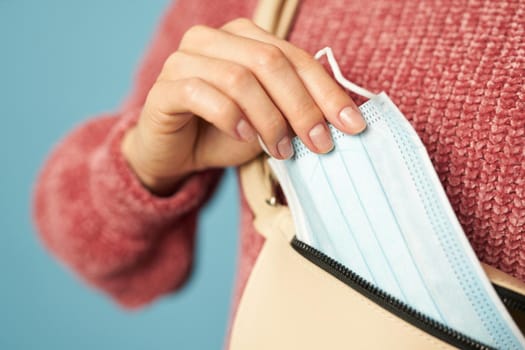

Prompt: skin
xmin=121 ymin=18 xmax=366 ymax=195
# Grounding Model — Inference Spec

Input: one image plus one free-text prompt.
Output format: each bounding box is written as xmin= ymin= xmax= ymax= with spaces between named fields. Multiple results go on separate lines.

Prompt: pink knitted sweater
xmin=33 ymin=0 xmax=524 ymax=327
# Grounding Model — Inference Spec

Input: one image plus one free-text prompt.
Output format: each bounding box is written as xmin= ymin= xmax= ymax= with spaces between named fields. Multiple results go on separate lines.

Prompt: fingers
xmin=160 ymin=52 xmax=292 ymax=159
xmin=222 ymin=18 xmax=367 ymax=134
xmin=168 ymin=19 xmax=367 ymax=159
xmin=146 ymin=78 xmax=250 ymax=142
xmin=179 ymin=24 xmax=334 ymax=154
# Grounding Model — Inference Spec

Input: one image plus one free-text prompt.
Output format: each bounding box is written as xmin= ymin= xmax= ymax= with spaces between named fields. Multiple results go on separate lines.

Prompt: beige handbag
xmin=230 ymin=1 xmax=525 ymax=349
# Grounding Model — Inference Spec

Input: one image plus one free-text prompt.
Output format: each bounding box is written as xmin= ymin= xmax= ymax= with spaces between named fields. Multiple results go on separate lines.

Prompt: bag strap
xmin=253 ymin=0 xmax=300 ymax=39
xmin=239 ymin=0 xmax=299 ymax=239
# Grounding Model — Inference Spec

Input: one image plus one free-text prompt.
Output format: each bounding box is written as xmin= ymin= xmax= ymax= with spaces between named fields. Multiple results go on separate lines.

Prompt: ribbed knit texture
xmin=287 ymin=0 xmax=525 ymax=277
xmin=33 ymin=0 xmax=524 ymax=338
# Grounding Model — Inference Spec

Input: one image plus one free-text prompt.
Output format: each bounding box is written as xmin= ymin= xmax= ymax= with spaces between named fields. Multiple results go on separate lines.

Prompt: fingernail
xmin=309 ymin=123 xmax=333 ymax=153
xmin=236 ymin=119 xmax=257 ymax=142
xmin=277 ymin=136 xmax=293 ymax=159
xmin=339 ymin=106 xmax=367 ymax=134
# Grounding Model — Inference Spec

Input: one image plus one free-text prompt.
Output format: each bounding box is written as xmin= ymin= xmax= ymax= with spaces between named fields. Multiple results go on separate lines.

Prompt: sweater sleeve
xmin=31 ymin=0 xmax=248 ymax=308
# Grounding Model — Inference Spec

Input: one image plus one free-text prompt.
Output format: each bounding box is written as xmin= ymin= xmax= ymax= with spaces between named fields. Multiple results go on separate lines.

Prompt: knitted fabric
xmin=289 ymin=0 xmax=525 ymax=275
xmin=33 ymin=0 xmax=524 ymax=331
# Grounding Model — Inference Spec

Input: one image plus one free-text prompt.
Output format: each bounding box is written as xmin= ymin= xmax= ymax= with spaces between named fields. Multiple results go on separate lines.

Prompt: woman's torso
xmin=231 ymin=0 xmax=525 ymax=315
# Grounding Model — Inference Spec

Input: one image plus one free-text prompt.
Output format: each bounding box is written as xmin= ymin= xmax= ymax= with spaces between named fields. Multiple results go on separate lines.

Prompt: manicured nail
xmin=277 ymin=136 xmax=294 ymax=159
xmin=236 ymin=119 xmax=257 ymax=142
xmin=339 ymin=106 xmax=367 ymax=134
xmin=309 ymin=123 xmax=334 ymax=153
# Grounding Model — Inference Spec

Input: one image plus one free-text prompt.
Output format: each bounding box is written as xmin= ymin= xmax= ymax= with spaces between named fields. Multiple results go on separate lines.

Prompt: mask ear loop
xmin=314 ymin=47 xmax=376 ymax=100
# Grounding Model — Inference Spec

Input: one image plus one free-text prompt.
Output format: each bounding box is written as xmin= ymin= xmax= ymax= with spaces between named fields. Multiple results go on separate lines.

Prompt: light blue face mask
xmin=268 ymin=47 xmax=525 ymax=349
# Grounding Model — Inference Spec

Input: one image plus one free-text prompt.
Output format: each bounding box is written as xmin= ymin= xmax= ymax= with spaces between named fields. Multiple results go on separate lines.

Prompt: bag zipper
xmin=493 ymin=284 xmax=525 ymax=314
xmin=291 ymin=236 xmax=495 ymax=350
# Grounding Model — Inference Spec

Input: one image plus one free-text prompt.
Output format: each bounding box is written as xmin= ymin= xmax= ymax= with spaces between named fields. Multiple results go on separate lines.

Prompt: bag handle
xmin=239 ymin=0 xmax=299 ymax=239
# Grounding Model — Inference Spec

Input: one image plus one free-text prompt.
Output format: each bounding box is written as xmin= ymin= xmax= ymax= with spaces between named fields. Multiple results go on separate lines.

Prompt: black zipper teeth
xmin=493 ymin=284 xmax=525 ymax=313
xmin=503 ymin=297 xmax=525 ymax=313
xmin=291 ymin=237 xmax=496 ymax=350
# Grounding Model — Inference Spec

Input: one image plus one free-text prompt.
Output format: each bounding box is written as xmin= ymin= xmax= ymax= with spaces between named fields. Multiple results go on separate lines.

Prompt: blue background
xmin=0 ymin=1 xmax=239 ymax=349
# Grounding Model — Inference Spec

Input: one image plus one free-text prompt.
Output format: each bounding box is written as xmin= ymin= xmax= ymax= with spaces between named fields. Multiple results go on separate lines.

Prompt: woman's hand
xmin=122 ymin=18 xmax=366 ymax=195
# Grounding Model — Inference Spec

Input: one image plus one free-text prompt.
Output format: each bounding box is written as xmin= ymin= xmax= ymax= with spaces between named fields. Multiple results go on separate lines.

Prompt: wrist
xmin=121 ymin=127 xmax=186 ymax=196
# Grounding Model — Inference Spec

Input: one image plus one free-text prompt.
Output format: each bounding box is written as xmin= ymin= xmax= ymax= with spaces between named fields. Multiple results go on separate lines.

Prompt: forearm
xmin=33 ymin=112 xmax=222 ymax=307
